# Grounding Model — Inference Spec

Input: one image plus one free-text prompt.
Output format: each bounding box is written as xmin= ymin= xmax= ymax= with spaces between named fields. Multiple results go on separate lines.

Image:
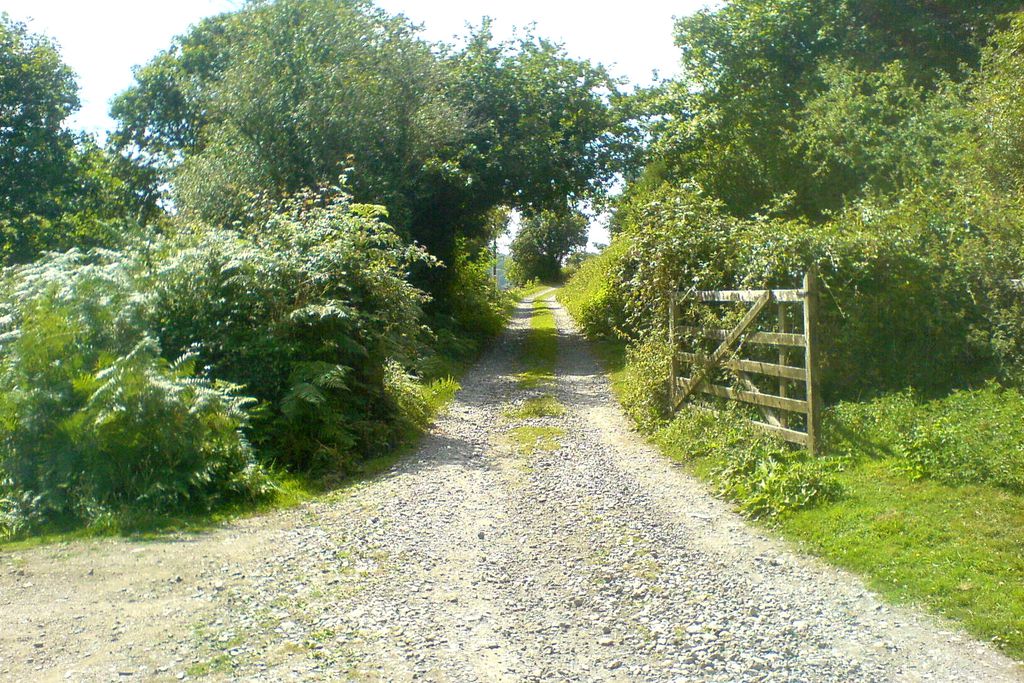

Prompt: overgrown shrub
xmin=383 ymin=361 xmax=460 ymax=439
xmin=655 ymin=408 xmax=842 ymax=519
xmin=149 ymin=192 xmax=435 ymax=470
xmin=604 ymin=183 xmax=1024 ymax=402
xmin=0 ymin=187 xmax=474 ymax=533
xmin=0 ymin=251 xmax=269 ymax=531
xmin=557 ymin=237 xmax=631 ymax=340
xmin=619 ymin=336 xmax=673 ymax=431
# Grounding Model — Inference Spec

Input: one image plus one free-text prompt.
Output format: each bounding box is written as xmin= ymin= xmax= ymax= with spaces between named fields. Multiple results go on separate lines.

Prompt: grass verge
xmin=779 ymin=458 xmax=1024 ymax=658
xmin=515 ymin=295 xmax=559 ymax=388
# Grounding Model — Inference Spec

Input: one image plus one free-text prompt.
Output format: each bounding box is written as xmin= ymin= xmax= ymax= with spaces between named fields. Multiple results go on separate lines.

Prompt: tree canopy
xmin=110 ymin=0 xmax=620 ymax=278
xmin=0 ymin=14 xmax=78 ymax=260
xmin=508 ymin=208 xmax=588 ymax=284
xmin=0 ymin=14 xmax=141 ymax=263
xmin=640 ymin=0 xmax=1021 ymax=219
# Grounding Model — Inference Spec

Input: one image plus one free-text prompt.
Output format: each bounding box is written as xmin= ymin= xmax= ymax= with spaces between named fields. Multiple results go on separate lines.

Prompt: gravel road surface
xmin=2 ymin=292 xmax=1021 ymax=682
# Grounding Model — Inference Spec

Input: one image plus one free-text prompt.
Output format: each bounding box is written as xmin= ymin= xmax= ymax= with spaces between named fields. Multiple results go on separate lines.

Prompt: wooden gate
xmin=668 ymin=270 xmax=822 ymax=455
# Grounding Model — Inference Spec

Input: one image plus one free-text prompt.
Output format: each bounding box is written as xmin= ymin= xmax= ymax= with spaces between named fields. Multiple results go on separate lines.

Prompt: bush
xmin=149 ymin=191 xmax=435 ymax=471
xmin=599 ymin=183 xmax=1024 ymax=402
xmin=0 ymin=251 xmax=269 ymax=531
xmin=557 ymin=238 xmax=631 ymax=340
xmin=619 ymin=336 xmax=673 ymax=431
xmin=0 ymin=187 xmax=466 ymax=532
xmin=437 ymin=240 xmax=512 ymax=344
xmin=654 ymin=407 xmax=842 ymax=519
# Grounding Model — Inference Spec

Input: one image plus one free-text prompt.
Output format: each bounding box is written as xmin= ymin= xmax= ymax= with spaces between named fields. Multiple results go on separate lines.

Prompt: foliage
xmin=792 ymin=60 xmax=963 ymax=209
xmin=654 ymin=407 xmax=842 ymax=519
xmin=149 ymin=188 xmax=435 ymax=471
xmin=556 ymin=238 xmax=631 ymax=341
xmin=0 ymin=186 xmax=465 ymax=533
xmin=0 ymin=14 xmax=141 ymax=263
xmin=383 ymin=361 xmax=460 ymax=439
xmin=617 ymin=336 xmax=673 ymax=431
xmin=111 ymin=1 xmax=621 ymax=277
xmin=967 ymin=13 xmax=1024 ymax=197
xmin=432 ymin=239 xmax=510 ymax=346
xmin=0 ymin=251 xmax=270 ymax=532
xmin=641 ymin=0 xmax=1019 ymax=218
xmin=828 ymin=384 xmax=1024 ymax=493
xmin=602 ymin=6 xmax=1024 ymax=398
xmin=0 ymin=13 xmax=78 ymax=249
xmin=448 ymin=21 xmax=623 ymax=215
xmin=604 ymin=184 xmax=1007 ymax=401
xmin=508 ymin=209 xmax=588 ymax=284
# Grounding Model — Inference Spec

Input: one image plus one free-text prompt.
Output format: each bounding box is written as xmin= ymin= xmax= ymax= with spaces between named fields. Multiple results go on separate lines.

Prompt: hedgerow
xmin=560 ymin=16 xmax=1024 ymax=523
xmin=0 ymin=188 xmax=504 ymax=534
xmin=597 ymin=182 xmax=1024 ymax=402
xmin=557 ymin=236 xmax=631 ymax=341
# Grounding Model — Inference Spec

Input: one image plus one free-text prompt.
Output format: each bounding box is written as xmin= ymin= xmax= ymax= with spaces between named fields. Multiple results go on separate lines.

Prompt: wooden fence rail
xmin=668 ymin=270 xmax=822 ymax=455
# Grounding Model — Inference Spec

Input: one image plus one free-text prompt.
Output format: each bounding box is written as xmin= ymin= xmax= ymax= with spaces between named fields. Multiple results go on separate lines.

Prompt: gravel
xmin=0 ymin=292 xmax=1021 ymax=682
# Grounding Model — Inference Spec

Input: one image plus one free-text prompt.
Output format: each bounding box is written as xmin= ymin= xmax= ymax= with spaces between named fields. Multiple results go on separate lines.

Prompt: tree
xmin=108 ymin=13 xmax=234 ymax=220
xmin=0 ymin=13 xmax=78 ymax=260
xmin=969 ymin=12 xmax=1024 ymax=196
xmin=508 ymin=208 xmax=588 ymax=284
xmin=641 ymin=0 xmax=1019 ymax=219
xmin=0 ymin=14 xmax=143 ymax=263
xmin=110 ymin=2 xmax=621 ymax=284
xmin=447 ymin=21 xmax=622 ymax=216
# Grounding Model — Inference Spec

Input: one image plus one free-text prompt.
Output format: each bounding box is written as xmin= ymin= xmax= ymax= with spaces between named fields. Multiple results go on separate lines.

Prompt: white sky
xmin=3 ymin=0 xmax=712 ymax=249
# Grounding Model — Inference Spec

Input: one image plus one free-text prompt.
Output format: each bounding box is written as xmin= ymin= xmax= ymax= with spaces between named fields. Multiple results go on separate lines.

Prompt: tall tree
xmin=110 ymin=1 xmax=620 ymax=279
xmin=644 ymin=0 xmax=1020 ymax=219
xmin=0 ymin=14 xmax=137 ymax=262
xmin=508 ymin=208 xmax=588 ymax=284
xmin=0 ymin=13 xmax=78 ymax=260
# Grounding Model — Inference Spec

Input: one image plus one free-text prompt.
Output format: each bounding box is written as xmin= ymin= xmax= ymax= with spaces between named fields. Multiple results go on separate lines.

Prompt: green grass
xmin=521 ymin=284 xmax=555 ymax=299
xmin=506 ymin=425 xmax=565 ymax=455
xmin=779 ymin=460 xmax=1024 ymax=659
xmin=650 ymin=396 xmax=1024 ymax=660
xmin=186 ymin=653 xmax=235 ymax=677
xmin=509 ymin=281 xmax=558 ymax=301
xmin=515 ymin=296 xmax=559 ymax=388
xmin=503 ymin=395 xmax=566 ymax=419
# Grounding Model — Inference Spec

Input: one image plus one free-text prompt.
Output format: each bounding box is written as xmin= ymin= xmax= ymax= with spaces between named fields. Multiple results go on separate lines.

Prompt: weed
xmin=186 ymin=654 xmax=234 ymax=677
xmin=506 ymin=426 xmax=565 ymax=456
xmin=503 ymin=395 xmax=566 ymax=420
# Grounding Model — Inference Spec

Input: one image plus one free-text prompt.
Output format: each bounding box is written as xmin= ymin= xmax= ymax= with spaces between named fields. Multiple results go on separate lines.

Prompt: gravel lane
xmin=1 ymin=292 xmax=1021 ymax=682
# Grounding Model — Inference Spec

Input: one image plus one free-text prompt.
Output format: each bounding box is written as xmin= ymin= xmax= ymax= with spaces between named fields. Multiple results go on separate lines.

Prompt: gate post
xmin=668 ymin=289 xmax=677 ymax=409
xmin=803 ymin=269 xmax=822 ymax=456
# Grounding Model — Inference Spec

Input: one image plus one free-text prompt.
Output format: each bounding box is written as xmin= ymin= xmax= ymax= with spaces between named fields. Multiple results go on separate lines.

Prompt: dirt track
xmin=2 ymin=293 xmax=1021 ymax=682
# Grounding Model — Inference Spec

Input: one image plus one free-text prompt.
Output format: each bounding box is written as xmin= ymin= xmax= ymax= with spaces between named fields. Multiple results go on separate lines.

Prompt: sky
xmin=3 ymin=0 xmax=713 ymax=248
